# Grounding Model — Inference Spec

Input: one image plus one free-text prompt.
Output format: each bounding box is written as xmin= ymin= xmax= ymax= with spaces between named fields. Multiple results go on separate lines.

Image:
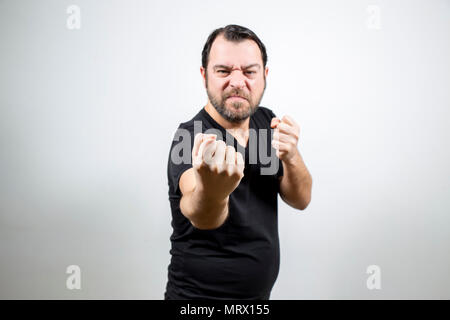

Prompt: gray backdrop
xmin=1 ymin=0 xmax=449 ymax=299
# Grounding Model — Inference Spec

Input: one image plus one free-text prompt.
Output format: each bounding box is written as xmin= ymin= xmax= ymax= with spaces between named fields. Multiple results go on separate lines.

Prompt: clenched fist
xmin=271 ymin=115 xmax=301 ymax=163
xmin=192 ymin=133 xmax=245 ymax=201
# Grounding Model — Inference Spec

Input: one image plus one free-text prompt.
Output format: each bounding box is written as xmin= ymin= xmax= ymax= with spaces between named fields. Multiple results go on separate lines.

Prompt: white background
xmin=0 ymin=0 xmax=449 ymax=299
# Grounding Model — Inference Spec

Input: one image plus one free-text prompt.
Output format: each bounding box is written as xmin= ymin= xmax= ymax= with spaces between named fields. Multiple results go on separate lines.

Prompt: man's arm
xmin=179 ymin=168 xmax=229 ymax=230
xmin=278 ymin=152 xmax=312 ymax=210
xmin=271 ymin=115 xmax=312 ymax=211
xmin=178 ymin=134 xmax=244 ymax=230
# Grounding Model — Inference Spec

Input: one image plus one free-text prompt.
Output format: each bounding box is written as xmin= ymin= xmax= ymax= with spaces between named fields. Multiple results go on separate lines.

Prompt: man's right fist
xmin=192 ymin=133 xmax=245 ymax=201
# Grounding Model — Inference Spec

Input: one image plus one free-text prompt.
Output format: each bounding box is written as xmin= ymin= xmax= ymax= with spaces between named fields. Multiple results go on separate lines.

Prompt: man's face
xmin=202 ymin=35 xmax=268 ymax=123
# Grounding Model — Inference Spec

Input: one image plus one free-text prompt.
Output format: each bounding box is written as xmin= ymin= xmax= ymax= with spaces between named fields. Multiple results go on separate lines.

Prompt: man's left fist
xmin=270 ymin=115 xmax=300 ymax=163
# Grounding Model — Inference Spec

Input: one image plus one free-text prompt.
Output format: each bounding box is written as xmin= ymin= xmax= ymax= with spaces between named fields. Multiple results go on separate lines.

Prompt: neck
xmin=204 ymin=101 xmax=250 ymax=131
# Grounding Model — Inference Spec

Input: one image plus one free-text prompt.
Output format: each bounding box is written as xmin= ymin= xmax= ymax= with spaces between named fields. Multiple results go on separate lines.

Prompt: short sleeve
xmin=167 ymin=125 xmax=195 ymax=197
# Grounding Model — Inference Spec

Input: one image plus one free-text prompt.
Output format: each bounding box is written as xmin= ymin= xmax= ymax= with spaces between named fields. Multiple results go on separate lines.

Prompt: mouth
xmin=227 ymin=95 xmax=247 ymax=101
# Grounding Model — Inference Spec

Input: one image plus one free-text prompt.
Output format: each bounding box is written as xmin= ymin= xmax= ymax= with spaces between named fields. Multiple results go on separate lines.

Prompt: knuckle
xmin=216 ymin=163 xmax=226 ymax=174
xmin=211 ymin=165 xmax=220 ymax=174
xmin=231 ymin=169 xmax=240 ymax=178
xmin=225 ymin=165 xmax=234 ymax=177
xmin=226 ymin=145 xmax=235 ymax=152
xmin=216 ymin=140 xmax=226 ymax=148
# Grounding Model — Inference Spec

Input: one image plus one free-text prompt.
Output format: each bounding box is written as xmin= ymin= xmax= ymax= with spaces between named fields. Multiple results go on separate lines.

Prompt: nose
xmin=229 ymin=69 xmax=246 ymax=90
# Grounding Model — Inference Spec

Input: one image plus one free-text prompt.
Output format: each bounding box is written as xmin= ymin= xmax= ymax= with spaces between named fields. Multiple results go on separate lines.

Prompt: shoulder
xmin=252 ymin=106 xmax=278 ymax=125
xmin=176 ymin=108 xmax=206 ymax=133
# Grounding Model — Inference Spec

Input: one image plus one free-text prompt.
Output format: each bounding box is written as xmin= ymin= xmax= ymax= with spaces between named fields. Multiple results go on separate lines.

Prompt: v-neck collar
xmin=200 ymin=107 xmax=254 ymax=150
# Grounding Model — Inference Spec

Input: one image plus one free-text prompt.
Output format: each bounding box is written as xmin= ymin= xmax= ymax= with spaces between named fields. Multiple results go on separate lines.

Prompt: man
xmin=165 ymin=25 xmax=312 ymax=300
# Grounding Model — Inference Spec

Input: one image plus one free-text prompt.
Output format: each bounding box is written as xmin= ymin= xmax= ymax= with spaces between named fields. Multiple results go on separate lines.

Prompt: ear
xmin=200 ymin=66 xmax=207 ymax=88
xmin=265 ymin=66 xmax=269 ymax=78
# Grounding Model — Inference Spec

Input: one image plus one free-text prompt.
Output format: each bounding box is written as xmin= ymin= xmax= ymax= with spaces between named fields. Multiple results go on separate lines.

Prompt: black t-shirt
xmin=165 ymin=106 xmax=284 ymax=300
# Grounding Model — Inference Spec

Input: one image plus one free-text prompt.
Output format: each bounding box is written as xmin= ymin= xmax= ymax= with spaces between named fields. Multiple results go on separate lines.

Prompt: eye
xmin=245 ymin=71 xmax=256 ymax=74
xmin=218 ymin=70 xmax=229 ymax=74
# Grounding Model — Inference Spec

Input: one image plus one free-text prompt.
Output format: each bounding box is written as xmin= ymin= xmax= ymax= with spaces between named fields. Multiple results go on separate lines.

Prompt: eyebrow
xmin=213 ymin=64 xmax=261 ymax=71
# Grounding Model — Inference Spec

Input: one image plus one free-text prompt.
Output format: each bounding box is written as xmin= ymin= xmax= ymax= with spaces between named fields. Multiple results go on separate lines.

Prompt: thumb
xmin=271 ymin=117 xmax=280 ymax=129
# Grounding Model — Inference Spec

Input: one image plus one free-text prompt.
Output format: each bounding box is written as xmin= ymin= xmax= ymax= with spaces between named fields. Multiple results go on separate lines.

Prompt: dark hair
xmin=201 ymin=24 xmax=268 ymax=70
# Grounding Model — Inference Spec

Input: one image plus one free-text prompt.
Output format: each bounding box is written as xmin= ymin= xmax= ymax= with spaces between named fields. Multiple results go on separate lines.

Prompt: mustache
xmin=224 ymin=90 xmax=250 ymax=100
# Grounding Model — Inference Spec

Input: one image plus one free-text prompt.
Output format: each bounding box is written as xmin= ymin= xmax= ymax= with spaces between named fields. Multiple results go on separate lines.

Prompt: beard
xmin=206 ymin=77 xmax=266 ymax=123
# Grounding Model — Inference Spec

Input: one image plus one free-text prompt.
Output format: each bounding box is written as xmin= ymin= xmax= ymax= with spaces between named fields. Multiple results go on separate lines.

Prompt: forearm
xmin=279 ymin=151 xmax=312 ymax=210
xmin=180 ymin=186 xmax=229 ymax=230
